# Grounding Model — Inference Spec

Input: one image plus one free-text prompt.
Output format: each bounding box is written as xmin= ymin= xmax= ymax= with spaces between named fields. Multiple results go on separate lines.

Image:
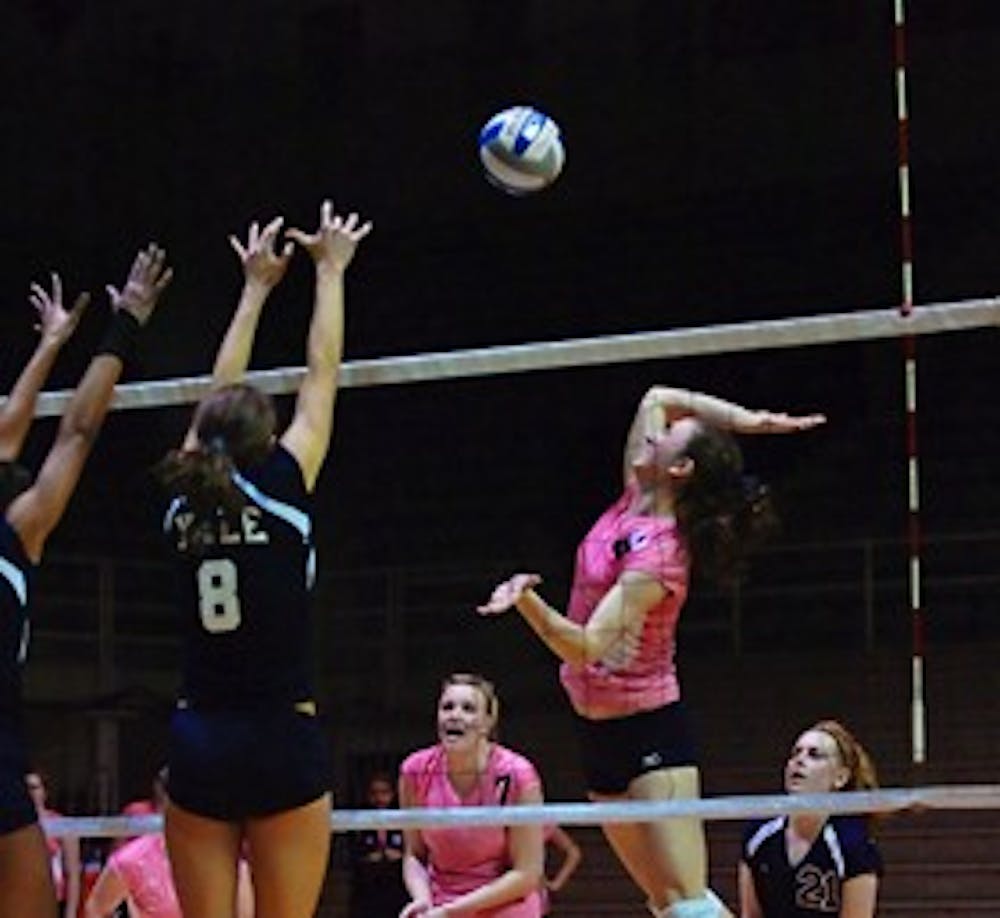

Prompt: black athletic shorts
xmin=0 ymin=722 xmax=37 ymax=835
xmin=574 ymin=701 xmax=699 ymax=795
xmin=167 ymin=702 xmax=331 ymax=821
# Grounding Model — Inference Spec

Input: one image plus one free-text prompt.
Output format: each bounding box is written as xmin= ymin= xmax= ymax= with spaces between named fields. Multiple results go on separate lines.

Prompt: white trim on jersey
xmin=162 ymin=495 xmax=184 ymax=534
xmin=231 ymin=471 xmax=311 ymax=541
xmin=161 ymin=478 xmax=316 ymax=589
xmin=822 ymin=823 xmax=846 ymax=877
xmin=0 ymin=555 xmax=28 ymax=606
xmin=231 ymin=470 xmax=316 ymax=590
xmin=745 ymin=816 xmax=784 ymax=857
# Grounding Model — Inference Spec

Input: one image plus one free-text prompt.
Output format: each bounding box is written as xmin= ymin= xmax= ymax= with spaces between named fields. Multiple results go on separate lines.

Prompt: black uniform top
xmin=162 ymin=444 xmax=317 ymax=707
xmin=0 ymin=517 xmax=35 ymax=731
xmin=741 ymin=814 xmax=883 ymax=916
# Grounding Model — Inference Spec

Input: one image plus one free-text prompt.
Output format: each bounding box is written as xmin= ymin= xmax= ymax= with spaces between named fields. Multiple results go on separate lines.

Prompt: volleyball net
xmin=38 ymin=783 xmax=1000 ymax=838
xmin=18 ymin=293 xmax=1000 ymax=843
xmin=10 ymin=295 xmax=998 ymax=418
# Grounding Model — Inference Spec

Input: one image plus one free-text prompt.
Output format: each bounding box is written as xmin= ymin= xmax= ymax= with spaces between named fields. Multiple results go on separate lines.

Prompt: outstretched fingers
xmin=286 ymin=198 xmax=373 ymax=270
xmin=29 ymin=272 xmax=89 ymax=343
xmin=477 ymin=573 xmax=543 ymax=615
xmin=109 ymin=243 xmax=173 ymax=324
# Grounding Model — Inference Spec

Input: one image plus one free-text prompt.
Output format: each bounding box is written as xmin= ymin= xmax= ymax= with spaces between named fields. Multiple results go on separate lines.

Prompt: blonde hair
xmin=441 ymin=672 xmax=500 ymax=739
xmin=809 ymin=719 xmax=884 ymax=832
xmin=811 ymin=719 xmax=879 ymax=792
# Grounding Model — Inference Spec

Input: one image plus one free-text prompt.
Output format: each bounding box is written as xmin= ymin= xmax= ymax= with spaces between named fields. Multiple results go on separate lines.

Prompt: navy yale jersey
xmin=163 ymin=445 xmax=317 ymax=707
xmin=742 ymin=815 xmax=882 ymax=916
xmin=0 ymin=518 xmax=34 ymax=730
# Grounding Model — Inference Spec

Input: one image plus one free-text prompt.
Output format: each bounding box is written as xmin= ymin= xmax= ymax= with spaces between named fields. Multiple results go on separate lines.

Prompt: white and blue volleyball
xmin=478 ymin=105 xmax=565 ymax=195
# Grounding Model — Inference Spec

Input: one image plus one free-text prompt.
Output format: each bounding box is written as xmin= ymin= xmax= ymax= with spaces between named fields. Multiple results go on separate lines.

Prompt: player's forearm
xmin=58 ymin=356 xmax=122 ymax=444
xmin=443 ymin=868 xmax=539 ymax=916
xmin=402 ymin=852 xmax=433 ymax=904
xmin=642 ymin=386 xmax=768 ymax=430
xmin=0 ymin=338 xmax=62 ymax=458
xmin=305 ymin=267 xmax=345 ymax=376
xmin=211 ymin=281 xmax=270 ymax=385
xmin=514 ymin=590 xmax=595 ymax=667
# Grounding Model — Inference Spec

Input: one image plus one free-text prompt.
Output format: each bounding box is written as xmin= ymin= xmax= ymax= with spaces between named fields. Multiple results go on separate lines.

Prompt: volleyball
xmin=477 ymin=105 xmax=565 ymax=195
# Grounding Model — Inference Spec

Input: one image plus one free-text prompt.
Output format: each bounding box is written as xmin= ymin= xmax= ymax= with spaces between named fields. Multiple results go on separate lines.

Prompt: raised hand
xmin=29 ymin=273 xmax=89 ymax=347
xmin=477 ymin=573 xmax=543 ymax=616
xmin=106 ymin=244 xmax=173 ymax=325
xmin=287 ymin=199 xmax=373 ymax=274
xmin=229 ymin=216 xmax=293 ymax=289
xmin=743 ymin=410 xmax=827 ymax=434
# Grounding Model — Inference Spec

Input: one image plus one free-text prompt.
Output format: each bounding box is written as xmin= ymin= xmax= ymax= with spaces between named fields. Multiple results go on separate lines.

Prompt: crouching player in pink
xmin=399 ymin=673 xmax=544 ymax=918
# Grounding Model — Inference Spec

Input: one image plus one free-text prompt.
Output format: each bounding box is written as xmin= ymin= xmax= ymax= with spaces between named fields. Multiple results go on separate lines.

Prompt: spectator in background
xmin=738 ymin=720 xmax=882 ymax=918
xmin=26 ymin=769 xmax=81 ymax=918
xmin=346 ymin=770 xmax=408 ymax=918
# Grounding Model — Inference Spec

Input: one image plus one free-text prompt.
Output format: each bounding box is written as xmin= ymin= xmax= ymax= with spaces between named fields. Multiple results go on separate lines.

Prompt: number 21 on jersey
xmin=197 ymin=558 xmax=242 ymax=633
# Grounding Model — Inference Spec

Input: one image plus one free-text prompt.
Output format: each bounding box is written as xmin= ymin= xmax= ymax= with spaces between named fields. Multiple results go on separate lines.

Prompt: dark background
xmin=2 ymin=1 xmax=998 ymax=807
xmin=2 ymin=2 xmax=998 ymax=557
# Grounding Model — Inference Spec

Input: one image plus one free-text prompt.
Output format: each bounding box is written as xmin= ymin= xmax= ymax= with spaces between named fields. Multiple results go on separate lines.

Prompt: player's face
xmin=784 ymin=729 xmax=850 ymax=794
xmin=437 ymin=683 xmax=492 ymax=749
xmin=632 ymin=418 xmax=702 ymax=484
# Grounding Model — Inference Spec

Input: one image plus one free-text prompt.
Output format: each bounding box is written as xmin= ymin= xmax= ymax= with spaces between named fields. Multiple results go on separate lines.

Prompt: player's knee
xmin=648 ymin=889 xmax=725 ymax=918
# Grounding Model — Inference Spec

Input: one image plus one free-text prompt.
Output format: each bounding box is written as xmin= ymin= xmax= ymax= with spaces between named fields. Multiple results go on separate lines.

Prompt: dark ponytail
xmin=674 ymin=426 xmax=779 ymax=587
xmin=154 ymin=383 xmax=277 ymax=539
xmin=155 ymin=441 xmax=244 ymax=520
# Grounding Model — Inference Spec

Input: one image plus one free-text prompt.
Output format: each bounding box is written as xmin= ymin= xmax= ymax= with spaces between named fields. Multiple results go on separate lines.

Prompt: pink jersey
xmin=41 ymin=808 xmax=66 ymax=900
xmin=106 ymin=834 xmax=181 ymax=918
xmin=560 ymin=486 xmax=689 ymax=717
xmin=400 ymin=743 xmax=543 ymax=917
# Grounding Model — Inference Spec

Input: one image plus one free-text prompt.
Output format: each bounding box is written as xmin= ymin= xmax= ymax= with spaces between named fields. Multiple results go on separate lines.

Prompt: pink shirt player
xmin=400 ymin=744 xmax=543 ymax=917
xmin=399 ymin=674 xmax=545 ymax=918
xmin=560 ymin=484 xmax=688 ymax=717
xmin=103 ymin=835 xmax=181 ymax=918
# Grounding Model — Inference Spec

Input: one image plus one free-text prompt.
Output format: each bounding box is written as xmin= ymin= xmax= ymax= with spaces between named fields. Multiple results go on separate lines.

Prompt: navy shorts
xmin=0 ymin=723 xmax=37 ymax=836
xmin=167 ymin=703 xmax=331 ymax=821
xmin=574 ymin=701 xmax=699 ymax=795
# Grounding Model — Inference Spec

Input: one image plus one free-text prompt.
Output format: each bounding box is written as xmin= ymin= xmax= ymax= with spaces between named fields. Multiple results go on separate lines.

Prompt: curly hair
xmin=672 ymin=425 xmax=779 ymax=587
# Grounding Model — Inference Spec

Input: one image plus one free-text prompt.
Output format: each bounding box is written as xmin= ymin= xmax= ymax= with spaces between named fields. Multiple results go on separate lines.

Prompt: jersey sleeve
xmin=257 ymin=444 xmax=310 ymax=502
xmin=843 ymin=821 xmax=884 ymax=878
xmin=399 ymin=747 xmax=432 ymax=803
xmin=619 ymin=521 xmax=688 ymax=595
xmin=506 ymin=749 xmax=543 ymax=801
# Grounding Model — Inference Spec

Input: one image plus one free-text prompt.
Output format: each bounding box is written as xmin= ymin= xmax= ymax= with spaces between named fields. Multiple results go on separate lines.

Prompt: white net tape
xmin=13 ymin=296 xmax=999 ymax=418
xmin=42 ymin=784 xmax=1000 ymax=838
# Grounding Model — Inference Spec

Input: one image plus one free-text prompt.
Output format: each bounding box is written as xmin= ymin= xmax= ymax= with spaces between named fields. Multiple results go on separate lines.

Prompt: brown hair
xmin=812 ymin=719 xmax=881 ymax=831
xmin=441 ymin=672 xmax=500 ymax=739
xmin=812 ymin=719 xmax=879 ymax=792
xmin=674 ymin=425 xmax=779 ymax=587
xmin=154 ymin=384 xmax=277 ymax=536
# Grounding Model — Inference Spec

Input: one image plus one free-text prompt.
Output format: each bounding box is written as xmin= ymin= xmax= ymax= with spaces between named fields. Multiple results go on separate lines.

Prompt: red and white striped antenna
xmin=893 ymin=0 xmax=925 ymax=766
